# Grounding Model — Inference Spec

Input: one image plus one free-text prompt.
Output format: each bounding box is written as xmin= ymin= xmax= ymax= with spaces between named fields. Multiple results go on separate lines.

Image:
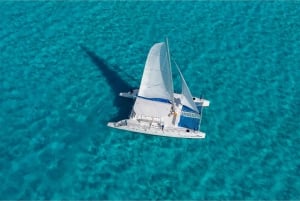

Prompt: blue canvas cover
xmin=178 ymin=105 xmax=200 ymax=130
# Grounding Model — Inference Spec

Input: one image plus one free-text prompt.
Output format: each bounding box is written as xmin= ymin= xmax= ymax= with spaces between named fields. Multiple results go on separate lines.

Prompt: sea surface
xmin=0 ymin=1 xmax=299 ymax=200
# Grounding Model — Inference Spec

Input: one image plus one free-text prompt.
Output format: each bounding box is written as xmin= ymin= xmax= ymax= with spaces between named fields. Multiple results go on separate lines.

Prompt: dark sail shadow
xmin=80 ymin=45 xmax=134 ymax=122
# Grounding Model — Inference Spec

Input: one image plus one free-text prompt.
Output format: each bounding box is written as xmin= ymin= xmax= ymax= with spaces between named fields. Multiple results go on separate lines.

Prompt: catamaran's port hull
xmin=107 ymin=121 xmax=206 ymax=139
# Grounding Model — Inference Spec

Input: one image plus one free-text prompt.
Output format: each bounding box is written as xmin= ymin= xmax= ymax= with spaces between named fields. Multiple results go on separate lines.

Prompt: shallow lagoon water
xmin=0 ymin=1 xmax=299 ymax=199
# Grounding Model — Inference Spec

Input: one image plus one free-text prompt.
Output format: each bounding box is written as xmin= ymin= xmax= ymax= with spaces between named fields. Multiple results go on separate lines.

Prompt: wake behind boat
xmin=107 ymin=39 xmax=210 ymax=139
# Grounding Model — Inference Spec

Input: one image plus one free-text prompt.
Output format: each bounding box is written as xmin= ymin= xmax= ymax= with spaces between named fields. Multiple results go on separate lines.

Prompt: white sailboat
xmin=107 ymin=39 xmax=210 ymax=139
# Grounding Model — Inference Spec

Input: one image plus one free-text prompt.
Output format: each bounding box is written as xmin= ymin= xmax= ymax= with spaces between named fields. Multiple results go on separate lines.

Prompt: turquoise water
xmin=0 ymin=1 xmax=299 ymax=199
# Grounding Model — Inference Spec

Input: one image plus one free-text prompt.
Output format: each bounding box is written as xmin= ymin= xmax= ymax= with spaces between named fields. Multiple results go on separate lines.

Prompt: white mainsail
xmin=175 ymin=62 xmax=199 ymax=113
xmin=138 ymin=42 xmax=173 ymax=103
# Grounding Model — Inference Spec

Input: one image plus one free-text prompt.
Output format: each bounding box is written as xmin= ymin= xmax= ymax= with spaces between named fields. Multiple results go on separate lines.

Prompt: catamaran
xmin=107 ymin=39 xmax=210 ymax=139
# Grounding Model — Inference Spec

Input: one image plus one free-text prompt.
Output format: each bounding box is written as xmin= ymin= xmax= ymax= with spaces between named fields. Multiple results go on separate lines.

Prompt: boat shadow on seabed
xmin=80 ymin=45 xmax=134 ymax=122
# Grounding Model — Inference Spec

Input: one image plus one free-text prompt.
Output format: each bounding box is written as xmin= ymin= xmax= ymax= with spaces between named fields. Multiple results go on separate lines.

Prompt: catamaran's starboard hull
xmin=107 ymin=121 xmax=206 ymax=139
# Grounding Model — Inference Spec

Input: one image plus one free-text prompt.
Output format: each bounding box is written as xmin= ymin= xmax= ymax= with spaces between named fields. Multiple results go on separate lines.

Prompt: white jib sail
xmin=138 ymin=42 xmax=174 ymax=102
xmin=175 ymin=63 xmax=199 ymax=113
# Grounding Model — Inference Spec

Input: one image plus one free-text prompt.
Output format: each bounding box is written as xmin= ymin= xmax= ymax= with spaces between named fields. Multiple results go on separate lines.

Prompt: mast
xmin=165 ymin=37 xmax=174 ymax=105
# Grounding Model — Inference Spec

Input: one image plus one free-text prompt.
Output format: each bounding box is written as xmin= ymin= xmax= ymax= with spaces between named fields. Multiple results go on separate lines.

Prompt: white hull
xmin=107 ymin=120 xmax=205 ymax=139
xmin=119 ymin=89 xmax=138 ymax=99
